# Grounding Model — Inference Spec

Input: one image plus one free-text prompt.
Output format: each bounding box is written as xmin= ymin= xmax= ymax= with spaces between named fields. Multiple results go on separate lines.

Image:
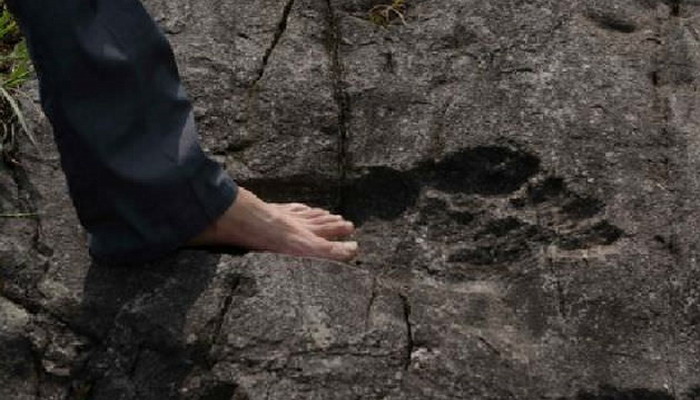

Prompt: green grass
xmin=0 ymin=1 xmax=35 ymax=163
xmin=0 ymin=212 xmax=38 ymax=218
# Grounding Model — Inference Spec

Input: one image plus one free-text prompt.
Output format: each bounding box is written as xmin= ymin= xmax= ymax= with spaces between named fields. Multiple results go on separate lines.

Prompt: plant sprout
xmin=368 ymin=0 xmax=407 ymax=28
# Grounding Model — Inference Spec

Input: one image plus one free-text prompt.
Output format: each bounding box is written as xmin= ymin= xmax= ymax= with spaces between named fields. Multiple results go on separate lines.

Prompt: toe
xmin=306 ymin=214 xmax=345 ymax=225
xmin=287 ymin=203 xmax=312 ymax=212
xmin=301 ymin=208 xmax=332 ymax=218
xmin=308 ymin=221 xmax=354 ymax=239
xmin=272 ymin=203 xmax=311 ymax=212
xmin=327 ymin=241 xmax=359 ymax=261
xmin=283 ymin=234 xmax=357 ymax=262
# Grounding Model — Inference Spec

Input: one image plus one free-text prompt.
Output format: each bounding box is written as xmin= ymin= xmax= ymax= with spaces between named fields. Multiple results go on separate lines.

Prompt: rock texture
xmin=2 ymin=0 xmax=700 ymax=398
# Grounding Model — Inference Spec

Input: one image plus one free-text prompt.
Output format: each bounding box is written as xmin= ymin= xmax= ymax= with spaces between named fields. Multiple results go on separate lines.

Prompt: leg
xmin=6 ymin=0 xmax=237 ymax=264
xmin=7 ymin=0 xmax=357 ymax=263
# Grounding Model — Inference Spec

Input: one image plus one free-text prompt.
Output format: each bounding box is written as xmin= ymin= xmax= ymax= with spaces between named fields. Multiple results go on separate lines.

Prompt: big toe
xmin=325 ymin=241 xmax=359 ymax=261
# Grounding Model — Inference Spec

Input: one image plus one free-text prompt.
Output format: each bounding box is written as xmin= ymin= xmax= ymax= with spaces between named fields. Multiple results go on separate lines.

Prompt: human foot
xmin=187 ymin=187 xmax=358 ymax=262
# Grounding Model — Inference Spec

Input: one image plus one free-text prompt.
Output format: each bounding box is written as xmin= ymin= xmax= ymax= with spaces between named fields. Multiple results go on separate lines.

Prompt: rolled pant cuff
xmin=87 ymin=161 xmax=238 ymax=266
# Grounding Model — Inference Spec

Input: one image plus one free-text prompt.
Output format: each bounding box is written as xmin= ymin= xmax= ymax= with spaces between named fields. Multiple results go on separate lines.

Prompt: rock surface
xmin=2 ymin=0 xmax=700 ymax=398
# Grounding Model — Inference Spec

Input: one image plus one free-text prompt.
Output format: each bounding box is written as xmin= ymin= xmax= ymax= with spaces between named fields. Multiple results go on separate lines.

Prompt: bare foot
xmin=187 ymin=187 xmax=358 ymax=262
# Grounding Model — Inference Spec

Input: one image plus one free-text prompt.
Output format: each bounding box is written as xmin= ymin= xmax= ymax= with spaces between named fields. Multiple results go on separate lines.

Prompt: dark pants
xmin=6 ymin=0 xmax=238 ymax=264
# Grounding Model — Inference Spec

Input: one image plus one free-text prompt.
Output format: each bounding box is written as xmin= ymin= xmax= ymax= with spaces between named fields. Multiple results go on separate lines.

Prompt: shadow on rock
xmin=561 ymin=385 xmax=676 ymax=400
xmin=72 ymin=251 xmax=231 ymax=400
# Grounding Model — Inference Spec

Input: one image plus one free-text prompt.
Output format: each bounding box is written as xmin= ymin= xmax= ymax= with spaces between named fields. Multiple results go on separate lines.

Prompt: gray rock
xmin=2 ymin=0 xmax=700 ymax=398
xmin=0 ymin=297 xmax=35 ymax=400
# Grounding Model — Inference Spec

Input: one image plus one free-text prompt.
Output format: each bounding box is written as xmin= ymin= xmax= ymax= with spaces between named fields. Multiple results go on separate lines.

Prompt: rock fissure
xmin=323 ymin=0 xmax=351 ymax=214
xmin=206 ymin=275 xmax=239 ymax=364
xmin=477 ymin=336 xmax=501 ymax=357
xmin=671 ymin=0 xmax=681 ymax=17
xmin=286 ymin=348 xmax=395 ymax=358
xmin=364 ymin=276 xmax=377 ymax=332
xmin=31 ymin=345 xmax=42 ymax=400
xmin=251 ymin=0 xmax=296 ymax=88
xmin=398 ymin=294 xmax=413 ymax=371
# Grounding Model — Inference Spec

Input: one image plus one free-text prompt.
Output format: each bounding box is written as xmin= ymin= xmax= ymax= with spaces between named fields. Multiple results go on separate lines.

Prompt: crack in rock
xmin=324 ymin=0 xmax=351 ymax=213
xmin=364 ymin=276 xmax=378 ymax=332
xmin=398 ymin=294 xmax=413 ymax=371
xmin=251 ymin=0 xmax=296 ymax=87
xmin=206 ymin=274 xmax=240 ymax=365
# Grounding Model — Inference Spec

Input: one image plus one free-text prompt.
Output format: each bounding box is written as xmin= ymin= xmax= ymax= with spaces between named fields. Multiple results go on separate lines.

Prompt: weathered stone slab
xmin=1 ymin=0 xmax=700 ymax=399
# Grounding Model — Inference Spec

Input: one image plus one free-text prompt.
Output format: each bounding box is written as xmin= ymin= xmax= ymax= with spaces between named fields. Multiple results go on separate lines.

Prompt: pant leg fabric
xmin=6 ymin=0 xmax=238 ymax=264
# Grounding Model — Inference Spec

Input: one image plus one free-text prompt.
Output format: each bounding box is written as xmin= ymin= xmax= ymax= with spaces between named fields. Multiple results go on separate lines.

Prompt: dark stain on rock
xmin=434 ymin=24 xmax=479 ymax=51
xmin=343 ymin=166 xmax=420 ymax=224
xmin=665 ymin=0 xmax=681 ymax=16
xmin=528 ymin=177 xmax=566 ymax=204
xmin=686 ymin=386 xmax=700 ymax=400
xmin=653 ymin=234 xmax=681 ymax=255
xmin=4 ymin=337 xmax=34 ymax=378
xmin=449 ymin=220 xmax=551 ymax=265
xmin=417 ymin=196 xmax=475 ymax=240
xmin=636 ymin=0 xmax=662 ymax=10
xmin=475 ymin=217 xmax=525 ymax=239
xmin=382 ymin=52 xmax=397 ymax=74
xmin=242 ymin=146 xmax=624 ymax=254
xmin=196 ymin=381 xmax=238 ymax=400
xmin=347 ymin=146 xmax=539 ymax=223
xmin=587 ymin=12 xmax=638 ymax=33
xmin=426 ymin=146 xmax=540 ymax=196
xmin=448 ymin=241 xmax=530 ymax=265
xmin=342 ymin=146 xmax=627 ymax=257
xmin=448 ymin=212 xmax=625 ymax=265
xmin=562 ymin=195 xmax=605 ymax=220
xmin=419 ymin=196 xmax=473 ymax=221
xmin=557 ymin=221 xmax=626 ymax=250
xmin=650 ymin=70 xmax=660 ymax=86
xmin=516 ymin=176 xmax=606 ymax=220
xmin=238 ymin=146 xmax=541 ymax=224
